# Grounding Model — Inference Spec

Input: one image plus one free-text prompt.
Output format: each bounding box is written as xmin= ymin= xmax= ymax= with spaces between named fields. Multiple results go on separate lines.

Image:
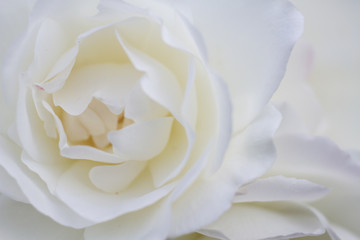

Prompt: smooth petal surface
xmin=55 ymin=161 xmax=175 ymax=223
xmin=108 ymin=117 xmax=174 ymax=161
xmin=53 ymin=63 xmax=141 ymax=116
xmin=234 ymin=176 xmax=328 ymax=203
xmin=0 ymin=195 xmax=83 ymax=240
xmin=84 ymin=200 xmax=171 ymax=240
xmin=116 ymin=29 xmax=183 ymax=117
xmin=331 ymin=224 xmax=360 ymax=240
xmin=271 ymin=135 xmax=360 ymax=237
xmin=220 ymin=105 xmax=281 ymax=186
xmin=168 ymin=0 xmax=303 ymax=131
xmin=125 ymin=82 xmax=169 ymax=122
xmin=0 ymin=0 xmax=35 ymax=133
xmin=149 ymin=120 xmax=192 ymax=188
xmin=169 ymin=106 xmax=280 ymax=237
xmin=89 ymin=161 xmax=146 ymax=193
xmin=0 ymin=165 xmax=27 ymax=203
xmin=0 ymin=0 xmax=34 ymax=60
xmin=16 ymin=85 xmax=64 ymax=164
xmin=175 ymin=233 xmax=217 ymax=240
xmin=0 ymin=136 xmax=94 ymax=228
xmin=200 ymin=202 xmax=324 ymax=240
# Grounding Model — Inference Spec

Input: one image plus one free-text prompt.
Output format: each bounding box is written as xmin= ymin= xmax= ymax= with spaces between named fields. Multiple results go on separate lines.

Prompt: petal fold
xmin=234 ymin=176 xmax=329 ymax=203
xmin=108 ymin=117 xmax=174 ymax=161
xmin=200 ymin=202 xmax=325 ymax=240
xmin=0 ymin=195 xmax=83 ymax=240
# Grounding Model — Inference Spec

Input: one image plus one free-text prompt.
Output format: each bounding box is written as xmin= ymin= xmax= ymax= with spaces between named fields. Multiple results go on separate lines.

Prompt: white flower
xmin=0 ymin=0 xmax=302 ymax=239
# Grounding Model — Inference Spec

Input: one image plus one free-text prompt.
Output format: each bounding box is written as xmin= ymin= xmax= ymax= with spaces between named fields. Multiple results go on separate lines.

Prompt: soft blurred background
xmin=287 ymin=0 xmax=360 ymax=150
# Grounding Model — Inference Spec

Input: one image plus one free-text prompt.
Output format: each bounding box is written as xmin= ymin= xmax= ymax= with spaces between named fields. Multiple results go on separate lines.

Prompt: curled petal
xmin=199 ymin=202 xmax=325 ymax=240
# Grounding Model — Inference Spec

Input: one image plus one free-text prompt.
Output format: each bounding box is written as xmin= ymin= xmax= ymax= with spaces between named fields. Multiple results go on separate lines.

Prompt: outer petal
xmin=220 ymin=105 xmax=281 ymax=186
xmin=234 ymin=176 xmax=328 ymax=203
xmin=0 ymin=0 xmax=35 ymax=133
xmin=170 ymin=0 xmax=303 ymax=131
xmin=0 ymin=165 xmax=27 ymax=203
xmin=271 ymin=135 xmax=360 ymax=237
xmin=0 ymin=0 xmax=34 ymax=61
xmin=0 ymin=195 xmax=83 ymax=240
xmin=175 ymin=233 xmax=217 ymax=240
xmin=84 ymin=201 xmax=171 ymax=240
xmin=123 ymin=0 xmax=302 ymax=130
xmin=199 ymin=202 xmax=325 ymax=240
xmin=0 ymin=136 xmax=95 ymax=228
xmin=169 ymin=105 xmax=281 ymax=237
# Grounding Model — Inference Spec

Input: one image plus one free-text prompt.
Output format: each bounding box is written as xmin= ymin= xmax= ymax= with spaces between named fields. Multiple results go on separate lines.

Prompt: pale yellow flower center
xmin=60 ymin=98 xmax=133 ymax=149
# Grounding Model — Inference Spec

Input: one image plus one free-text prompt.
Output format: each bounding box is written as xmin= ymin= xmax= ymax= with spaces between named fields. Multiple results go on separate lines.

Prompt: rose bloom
xmin=0 ymin=0 xmax=302 ymax=239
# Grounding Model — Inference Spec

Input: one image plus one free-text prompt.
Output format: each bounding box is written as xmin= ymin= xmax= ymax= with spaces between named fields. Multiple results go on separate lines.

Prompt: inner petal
xmin=89 ymin=161 xmax=146 ymax=193
xmin=52 ymin=63 xmax=142 ymax=116
xmin=61 ymin=98 xmax=119 ymax=148
xmin=108 ymin=117 xmax=174 ymax=161
xmin=124 ymin=82 xmax=169 ymax=122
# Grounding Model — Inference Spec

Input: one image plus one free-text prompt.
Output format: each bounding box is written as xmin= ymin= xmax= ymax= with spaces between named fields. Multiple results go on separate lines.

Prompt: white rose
xmin=0 ymin=0 xmax=302 ymax=239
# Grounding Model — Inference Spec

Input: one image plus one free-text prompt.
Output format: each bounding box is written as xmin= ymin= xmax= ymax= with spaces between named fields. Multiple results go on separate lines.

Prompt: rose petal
xmin=199 ymin=202 xmax=325 ymax=240
xmin=125 ymin=82 xmax=169 ymax=122
xmin=25 ymin=18 xmax=69 ymax=83
xmin=22 ymin=153 xmax=72 ymax=195
xmin=331 ymin=224 xmax=360 ymax=240
xmin=16 ymin=85 xmax=64 ymax=163
xmin=0 ymin=0 xmax=34 ymax=60
xmin=149 ymin=120 xmax=192 ymax=187
xmin=84 ymin=200 xmax=171 ymax=240
xmin=170 ymin=0 xmax=303 ymax=131
xmin=120 ymin=0 xmax=207 ymax=61
xmin=174 ymin=233 xmax=217 ymax=240
xmin=180 ymin=59 xmax=197 ymax=129
xmin=234 ymin=176 xmax=329 ymax=203
xmin=221 ymin=105 xmax=281 ymax=186
xmin=61 ymin=145 xmax=126 ymax=163
xmin=169 ymin=173 xmax=236 ymax=238
xmin=0 ymin=136 xmax=94 ymax=228
xmin=40 ymin=46 xmax=78 ymax=93
xmin=0 ymin=0 xmax=37 ymax=107
xmin=53 ymin=63 xmax=141 ymax=116
xmin=169 ymin=105 xmax=281 ymax=237
xmin=43 ymin=100 xmax=126 ymax=163
xmin=108 ymin=117 xmax=174 ymax=161
xmin=116 ymin=25 xmax=183 ymax=117
xmin=55 ymin=161 xmax=176 ymax=222
xmin=0 ymin=195 xmax=83 ymax=240
xmin=0 ymin=165 xmax=27 ymax=203
xmin=169 ymin=140 xmax=212 ymax=202
xmin=30 ymin=0 xmax=99 ymax=23
xmin=271 ymin=135 xmax=360 ymax=237
xmin=89 ymin=161 xmax=146 ymax=193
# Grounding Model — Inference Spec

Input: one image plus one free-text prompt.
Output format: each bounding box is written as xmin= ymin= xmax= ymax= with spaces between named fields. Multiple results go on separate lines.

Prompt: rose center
xmin=60 ymin=98 xmax=133 ymax=149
